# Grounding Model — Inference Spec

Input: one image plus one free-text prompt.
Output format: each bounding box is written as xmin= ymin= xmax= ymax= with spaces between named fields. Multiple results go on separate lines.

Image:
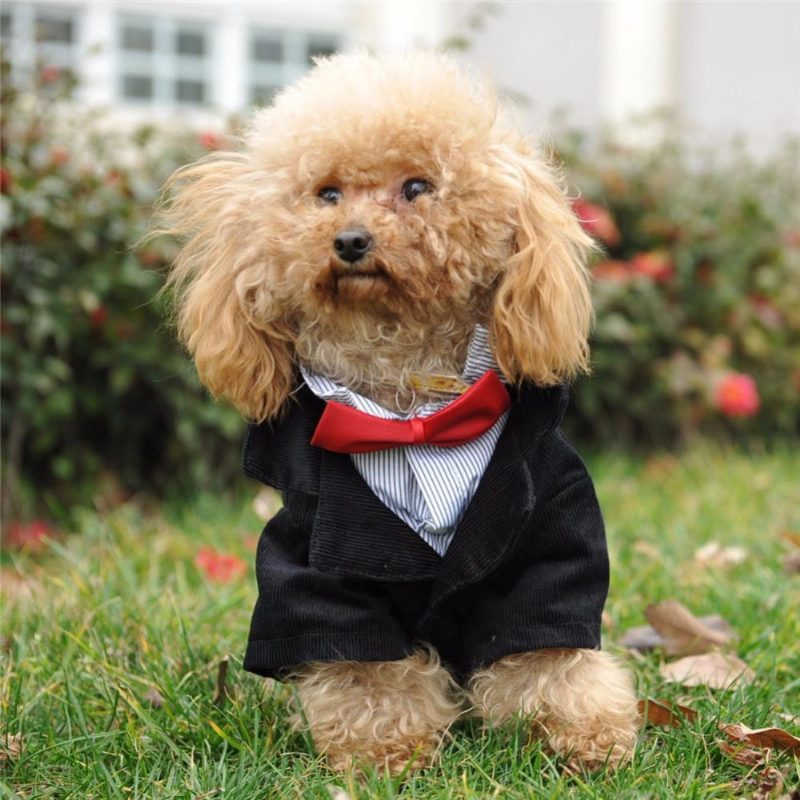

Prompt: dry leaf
xmin=779 ymin=530 xmax=800 ymax=548
xmin=633 ymin=539 xmax=661 ymax=559
xmin=693 ymin=541 xmax=748 ymax=568
xmin=718 ymin=739 xmax=767 ymax=766
xmin=620 ymin=613 xmax=735 ymax=653
xmin=720 ymin=723 xmax=800 ymax=754
xmin=0 ymin=733 xmax=23 ymax=764
xmin=620 ymin=624 xmax=665 ymax=652
xmin=143 ymin=687 xmax=165 ymax=709
xmin=213 ymin=658 xmax=232 ymax=708
xmin=783 ymin=552 xmax=800 ymax=574
xmin=752 ymin=766 xmax=785 ymax=800
xmin=639 ymin=698 xmax=697 ymax=728
xmin=660 ymin=652 xmax=755 ymax=689
xmin=646 ymin=600 xmax=734 ymax=655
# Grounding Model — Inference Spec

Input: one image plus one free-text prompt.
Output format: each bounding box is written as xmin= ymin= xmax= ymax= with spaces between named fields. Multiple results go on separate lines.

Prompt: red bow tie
xmin=310 ymin=370 xmax=511 ymax=454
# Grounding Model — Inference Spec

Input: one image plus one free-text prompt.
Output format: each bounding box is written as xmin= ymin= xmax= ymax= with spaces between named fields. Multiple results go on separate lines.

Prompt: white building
xmin=1 ymin=0 xmax=798 ymax=148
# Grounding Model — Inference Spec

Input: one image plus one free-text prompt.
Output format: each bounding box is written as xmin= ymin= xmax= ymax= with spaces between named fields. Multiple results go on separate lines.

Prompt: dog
xmin=162 ymin=51 xmax=639 ymax=775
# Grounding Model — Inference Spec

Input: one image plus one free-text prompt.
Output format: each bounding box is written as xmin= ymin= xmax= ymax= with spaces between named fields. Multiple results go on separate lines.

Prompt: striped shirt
xmin=301 ymin=326 xmax=509 ymax=555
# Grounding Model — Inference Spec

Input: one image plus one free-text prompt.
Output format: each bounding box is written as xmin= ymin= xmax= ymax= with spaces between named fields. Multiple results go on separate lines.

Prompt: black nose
xmin=334 ymin=228 xmax=373 ymax=263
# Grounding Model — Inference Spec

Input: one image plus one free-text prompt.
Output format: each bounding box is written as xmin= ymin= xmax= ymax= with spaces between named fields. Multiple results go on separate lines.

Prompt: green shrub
xmin=0 ymin=64 xmax=243 ymax=518
xmin=557 ymin=125 xmax=800 ymax=447
xmin=2 ymin=66 xmax=797 ymax=518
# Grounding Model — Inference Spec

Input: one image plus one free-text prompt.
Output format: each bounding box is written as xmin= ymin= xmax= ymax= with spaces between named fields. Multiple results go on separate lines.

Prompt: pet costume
xmin=242 ymin=368 xmax=609 ymax=681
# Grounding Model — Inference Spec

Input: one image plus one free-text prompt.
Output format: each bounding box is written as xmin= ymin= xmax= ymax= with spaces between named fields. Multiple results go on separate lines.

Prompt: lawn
xmin=2 ymin=445 xmax=799 ymax=799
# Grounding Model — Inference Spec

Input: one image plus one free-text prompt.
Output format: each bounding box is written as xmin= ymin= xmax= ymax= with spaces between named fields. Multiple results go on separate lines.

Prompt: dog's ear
xmin=159 ymin=154 xmax=294 ymax=422
xmin=488 ymin=141 xmax=595 ymax=387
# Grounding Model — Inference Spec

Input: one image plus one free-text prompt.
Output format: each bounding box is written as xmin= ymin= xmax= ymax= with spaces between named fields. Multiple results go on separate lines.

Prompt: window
xmin=1 ymin=4 xmax=80 ymax=77
xmin=248 ymin=29 xmax=338 ymax=107
xmin=116 ymin=15 xmax=211 ymax=107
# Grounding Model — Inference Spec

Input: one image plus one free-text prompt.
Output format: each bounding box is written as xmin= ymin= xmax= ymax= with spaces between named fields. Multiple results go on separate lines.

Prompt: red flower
xmin=630 ymin=251 xmax=674 ymax=283
xmin=573 ymin=198 xmax=621 ymax=247
xmin=50 ymin=147 xmax=70 ymax=166
xmin=5 ymin=520 xmax=52 ymax=553
xmin=198 ymin=131 xmax=225 ymax=150
xmin=194 ymin=547 xmax=247 ymax=583
xmin=592 ymin=260 xmax=632 ymax=281
xmin=89 ymin=307 xmax=108 ymax=328
xmin=714 ymin=373 xmax=760 ymax=418
xmin=40 ymin=66 xmax=61 ymax=84
xmin=748 ymin=294 xmax=783 ymax=329
xmin=0 ymin=168 xmax=10 ymax=194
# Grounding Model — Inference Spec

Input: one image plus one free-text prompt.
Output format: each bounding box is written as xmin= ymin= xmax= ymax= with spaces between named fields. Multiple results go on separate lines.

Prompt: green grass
xmin=2 ymin=445 xmax=799 ymax=799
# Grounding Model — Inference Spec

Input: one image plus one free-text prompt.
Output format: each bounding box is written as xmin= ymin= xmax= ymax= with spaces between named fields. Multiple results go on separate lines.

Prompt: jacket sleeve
xmin=460 ymin=430 xmax=609 ymax=672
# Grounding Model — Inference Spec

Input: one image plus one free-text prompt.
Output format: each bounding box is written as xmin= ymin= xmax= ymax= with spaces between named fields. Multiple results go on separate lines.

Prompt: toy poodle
xmin=162 ymin=51 xmax=639 ymax=775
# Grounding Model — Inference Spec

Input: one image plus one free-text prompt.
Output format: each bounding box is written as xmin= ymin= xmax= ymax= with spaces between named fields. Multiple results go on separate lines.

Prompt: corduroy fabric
xmin=242 ymin=382 xmax=609 ymax=682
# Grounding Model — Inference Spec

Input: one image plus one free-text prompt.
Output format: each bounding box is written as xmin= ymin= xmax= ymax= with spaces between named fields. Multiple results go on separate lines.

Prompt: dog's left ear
xmin=488 ymin=140 xmax=595 ymax=387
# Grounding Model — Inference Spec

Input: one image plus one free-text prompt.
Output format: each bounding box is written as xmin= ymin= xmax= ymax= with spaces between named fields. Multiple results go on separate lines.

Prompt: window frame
xmin=115 ymin=13 xmax=212 ymax=108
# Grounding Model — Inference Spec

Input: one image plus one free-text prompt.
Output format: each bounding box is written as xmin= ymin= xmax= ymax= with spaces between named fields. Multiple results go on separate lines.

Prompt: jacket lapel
xmin=425 ymin=382 xmax=569 ymax=613
xmin=310 ymin=448 xmax=442 ymax=581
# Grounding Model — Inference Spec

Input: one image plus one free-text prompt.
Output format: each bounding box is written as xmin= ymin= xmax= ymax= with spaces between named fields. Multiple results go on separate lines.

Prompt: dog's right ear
xmin=158 ymin=153 xmax=295 ymax=422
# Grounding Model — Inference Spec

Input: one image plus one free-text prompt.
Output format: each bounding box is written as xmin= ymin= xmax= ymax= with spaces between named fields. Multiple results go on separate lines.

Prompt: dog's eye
xmin=317 ymin=186 xmax=342 ymax=205
xmin=402 ymin=178 xmax=431 ymax=202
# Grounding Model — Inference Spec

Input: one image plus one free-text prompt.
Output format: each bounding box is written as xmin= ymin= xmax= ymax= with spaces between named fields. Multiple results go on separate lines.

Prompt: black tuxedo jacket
xmin=242 ymin=383 xmax=608 ymax=682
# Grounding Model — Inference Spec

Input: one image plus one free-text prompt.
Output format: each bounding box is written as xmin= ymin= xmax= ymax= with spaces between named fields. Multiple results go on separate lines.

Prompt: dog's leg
xmin=293 ymin=649 xmax=462 ymax=775
xmin=468 ymin=648 xmax=639 ymax=770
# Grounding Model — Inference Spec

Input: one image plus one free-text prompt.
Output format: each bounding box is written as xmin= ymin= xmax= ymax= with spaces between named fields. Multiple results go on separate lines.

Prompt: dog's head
xmin=162 ymin=51 xmax=593 ymax=421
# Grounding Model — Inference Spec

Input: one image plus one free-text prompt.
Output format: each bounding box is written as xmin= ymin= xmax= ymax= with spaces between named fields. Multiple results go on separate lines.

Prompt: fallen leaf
xmin=693 ymin=541 xmax=748 ymax=568
xmin=620 ymin=613 xmax=735 ymax=653
xmin=0 ymin=568 xmax=43 ymax=604
xmin=620 ymin=624 xmax=665 ymax=652
xmin=646 ymin=600 xmax=734 ymax=655
xmin=3 ymin=519 xmax=56 ymax=553
xmin=633 ymin=539 xmax=661 ymax=559
xmin=782 ymin=552 xmax=800 ymax=574
xmin=0 ymin=733 xmax=22 ymax=764
xmin=718 ymin=739 xmax=767 ymax=766
xmin=213 ymin=657 xmax=233 ymax=708
xmin=194 ymin=548 xmax=247 ymax=583
xmin=143 ymin=687 xmax=165 ymax=709
xmin=779 ymin=530 xmax=800 ymax=548
xmin=639 ymin=698 xmax=698 ymax=727
xmin=752 ymin=766 xmax=785 ymax=800
xmin=720 ymin=723 xmax=800 ymax=754
xmin=660 ymin=652 xmax=755 ymax=689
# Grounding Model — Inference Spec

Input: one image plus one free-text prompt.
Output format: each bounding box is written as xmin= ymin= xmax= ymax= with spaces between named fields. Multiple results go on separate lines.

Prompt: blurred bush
xmin=2 ymin=65 xmax=798 ymax=520
xmin=0 ymin=63 xmax=243 ymax=519
xmin=557 ymin=125 xmax=800 ymax=447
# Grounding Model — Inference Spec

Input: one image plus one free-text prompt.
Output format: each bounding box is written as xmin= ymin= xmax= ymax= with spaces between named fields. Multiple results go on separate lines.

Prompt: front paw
xmin=543 ymin=714 xmax=638 ymax=772
xmin=470 ymin=648 xmax=640 ymax=771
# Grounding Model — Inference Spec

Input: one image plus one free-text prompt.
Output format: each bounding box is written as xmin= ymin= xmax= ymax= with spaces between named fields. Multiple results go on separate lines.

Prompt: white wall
xmin=7 ymin=0 xmax=800 ymax=148
xmin=677 ymin=1 xmax=800 ymax=149
xmin=442 ymin=0 xmax=799 ymax=149
xmin=449 ymin=1 xmax=606 ymax=135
